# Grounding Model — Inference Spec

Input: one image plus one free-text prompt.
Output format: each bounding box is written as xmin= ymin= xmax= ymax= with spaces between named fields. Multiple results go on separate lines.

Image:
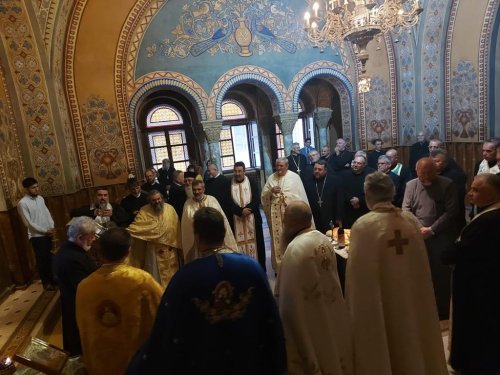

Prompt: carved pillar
xmin=315 ymin=107 xmax=333 ymax=148
xmin=202 ymin=120 xmax=224 ymax=171
xmin=274 ymin=112 xmax=298 ymax=155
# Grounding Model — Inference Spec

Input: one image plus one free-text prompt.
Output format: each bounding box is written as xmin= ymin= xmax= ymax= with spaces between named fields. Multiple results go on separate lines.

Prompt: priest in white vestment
xmin=261 ymin=157 xmax=311 ymax=272
xmin=181 ymin=179 xmax=237 ymax=263
xmin=345 ymin=172 xmax=448 ymax=375
xmin=277 ymin=201 xmax=353 ymax=374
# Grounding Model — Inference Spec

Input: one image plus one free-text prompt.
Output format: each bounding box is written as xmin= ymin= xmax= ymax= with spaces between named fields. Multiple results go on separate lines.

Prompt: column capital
xmin=315 ymin=107 xmax=333 ymax=129
xmin=201 ymin=120 xmax=223 ymax=143
xmin=274 ymin=112 xmax=298 ymax=135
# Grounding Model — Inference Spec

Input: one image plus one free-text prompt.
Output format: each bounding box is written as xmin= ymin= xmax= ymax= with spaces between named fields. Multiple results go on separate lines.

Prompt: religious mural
xmin=451 ymin=61 xmax=478 ymax=140
xmin=146 ymin=0 xmax=307 ymax=59
xmin=81 ymin=96 xmax=127 ymax=183
xmin=364 ymin=76 xmax=392 ymax=145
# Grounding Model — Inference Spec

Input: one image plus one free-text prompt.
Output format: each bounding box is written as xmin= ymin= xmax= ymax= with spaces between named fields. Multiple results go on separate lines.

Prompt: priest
xmin=277 ymin=201 xmax=353 ymax=374
xmin=261 ymin=157 xmax=311 ymax=272
xmin=127 ymin=190 xmax=182 ymax=289
xmin=230 ymin=162 xmax=266 ymax=270
xmin=181 ymin=179 xmax=237 ymax=263
xmin=345 ymin=172 xmax=447 ymax=375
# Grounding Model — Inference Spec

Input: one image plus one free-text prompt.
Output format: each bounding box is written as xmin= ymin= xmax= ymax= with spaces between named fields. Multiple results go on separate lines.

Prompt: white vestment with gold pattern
xmin=261 ymin=170 xmax=311 ymax=271
xmin=277 ymin=229 xmax=354 ymax=375
xmin=231 ymin=176 xmax=258 ymax=260
xmin=345 ymin=202 xmax=448 ymax=375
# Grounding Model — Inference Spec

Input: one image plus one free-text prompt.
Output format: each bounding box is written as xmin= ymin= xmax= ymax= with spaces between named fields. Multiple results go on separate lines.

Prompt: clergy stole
xmin=231 ymin=177 xmax=258 ymax=261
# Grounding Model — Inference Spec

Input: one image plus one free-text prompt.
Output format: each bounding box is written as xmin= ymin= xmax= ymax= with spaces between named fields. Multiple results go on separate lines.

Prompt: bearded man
xmin=181 ymin=179 xmax=237 ymax=263
xmin=230 ymin=161 xmax=266 ymax=270
xmin=261 ymin=157 xmax=311 ymax=272
xmin=127 ymin=190 xmax=181 ymax=289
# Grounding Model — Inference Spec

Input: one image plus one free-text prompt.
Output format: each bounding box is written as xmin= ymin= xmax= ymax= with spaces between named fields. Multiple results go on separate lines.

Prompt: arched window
xmin=275 ymin=103 xmax=315 ymax=157
xmin=219 ymin=100 xmax=261 ymax=170
xmin=145 ymin=105 xmax=190 ymax=171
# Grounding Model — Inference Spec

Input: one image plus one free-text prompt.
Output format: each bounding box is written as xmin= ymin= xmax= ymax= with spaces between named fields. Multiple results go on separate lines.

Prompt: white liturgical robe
xmin=261 ymin=170 xmax=312 ymax=271
xmin=181 ymin=194 xmax=238 ymax=263
xmin=278 ymin=230 xmax=353 ymax=375
xmin=345 ymin=202 xmax=448 ymax=375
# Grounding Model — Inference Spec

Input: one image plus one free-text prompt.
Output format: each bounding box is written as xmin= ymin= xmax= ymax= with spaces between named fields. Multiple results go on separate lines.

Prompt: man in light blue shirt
xmin=17 ymin=177 xmax=57 ymax=291
xmin=299 ymin=137 xmax=316 ymax=164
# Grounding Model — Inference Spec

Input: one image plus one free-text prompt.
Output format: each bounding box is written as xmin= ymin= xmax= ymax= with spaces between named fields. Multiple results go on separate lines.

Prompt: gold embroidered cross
xmin=387 ymin=229 xmax=408 ymax=255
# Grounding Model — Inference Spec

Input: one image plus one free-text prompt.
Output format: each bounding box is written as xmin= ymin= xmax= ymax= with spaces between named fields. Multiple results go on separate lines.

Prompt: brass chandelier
xmin=304 ymin=0 xmax=423 ymax=92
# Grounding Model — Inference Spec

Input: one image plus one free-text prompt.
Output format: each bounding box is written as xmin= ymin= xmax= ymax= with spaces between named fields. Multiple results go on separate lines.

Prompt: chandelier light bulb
xmin=313 ymin=2 xmax=320 ymax=17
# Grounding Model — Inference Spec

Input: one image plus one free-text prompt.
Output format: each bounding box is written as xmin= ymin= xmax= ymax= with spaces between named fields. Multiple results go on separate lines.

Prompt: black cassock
xmin=303 ymin=173 xmax=344 ymax=233
xmin=339 ymin=168 xmax=372 ymax=229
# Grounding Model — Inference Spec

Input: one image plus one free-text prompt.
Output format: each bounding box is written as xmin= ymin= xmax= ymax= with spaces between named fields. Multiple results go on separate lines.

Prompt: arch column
xmin=202 ymin=120 xmax=223 ymax=171
xmin=274 ymin=112 xmax=298 ymax=155
xmin=315 ymin=107 xmax=333 ymax=148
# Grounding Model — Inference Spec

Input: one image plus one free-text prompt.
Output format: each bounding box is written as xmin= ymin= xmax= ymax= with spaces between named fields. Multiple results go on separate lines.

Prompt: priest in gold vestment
xmin=127 ymin=190 xmax=181 ymax=288
xmin=76 ymin=228 xmax=162 ymax=375
xmin=345 ymin=172 xmax=447 ymax=375
xmin=261 ymin=157 xmax=311 ymax=272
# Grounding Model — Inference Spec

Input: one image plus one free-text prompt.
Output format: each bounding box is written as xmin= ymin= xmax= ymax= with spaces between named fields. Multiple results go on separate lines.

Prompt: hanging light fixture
xmin=304 ymin=0 xmax=422 ymax=92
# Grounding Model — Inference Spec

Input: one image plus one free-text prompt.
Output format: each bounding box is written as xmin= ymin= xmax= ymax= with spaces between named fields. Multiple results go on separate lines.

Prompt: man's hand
xmin=46 ymin=228 xmax=55 ymax=236
xmin=420 ymin=226 xmax=434 ymax=239
xmin=242 ymin=208 xmax=252 ymax=216
xmin=271 ymin=186 xmax=281 ymax=194
xmin=101 ymin=208 xmax=113 ymax=217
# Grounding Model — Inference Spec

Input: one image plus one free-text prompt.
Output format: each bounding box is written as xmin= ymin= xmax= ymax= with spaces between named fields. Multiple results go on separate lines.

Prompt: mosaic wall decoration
xmin=0 ymin=64 xmax=25 ymax=208
xmin=397 ymin=31 xmax=417 ymax=144
xmin=364 ymin=76 xmax=392 ymax=146
xmin=420 ymin=0 xmax=449 ymax=140
xmin=0 ymin=0 xmax=64 ymax=195
xmin=147 ymin=0 xmax=308 ymax=59
xmin=31 ymin=0 xmax=57 ymax=53
xmin=383 ymin=33 xmax=398 ymax=147
xmin=450 ymin=61 xmax=478 ymax=140
xmin=81 ymin=96 xmax=127 ymax=182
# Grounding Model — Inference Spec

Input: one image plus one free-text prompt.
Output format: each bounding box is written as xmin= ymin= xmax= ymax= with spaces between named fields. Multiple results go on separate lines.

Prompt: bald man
xmin=444 ymin=173 xmax=500 ymax=374
xmin=277 ymin=201 xmax=353 ymax=375
xmin=403 ymin=157 xmax=458 ymax=320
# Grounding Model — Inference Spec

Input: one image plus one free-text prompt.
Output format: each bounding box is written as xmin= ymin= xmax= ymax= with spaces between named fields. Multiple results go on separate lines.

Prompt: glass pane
xmin=171 ymin=145 xmax=188 ymax=162
xmin=232 ymin=125 xmax=250 ymax=167
xmin=169 ymin=130 xmax=186 ymax=145
xmin=222 ymin=101 xmax=246 ymax=120
xmin=276 ymin=133 xmax=284 ymax=149
xmin=251 ymin=122 xmax=261 ymax=168
xmin=151 ymin=107 xmax=180 ymax=123
xmin=220 ymin=127 xmax=232 ymax=140
xmin=278 ymin=149 xmax=285 ymax=158
xmin=153 ymin=147 xmax=169 ymax=164
xmin=220 ymin=140 xmax=233 ymax=156
xmin=222 ymin=156 xmax=235 ymax=168
xmin=293 ymin=118 xmax=304 ymax=149
xmin=307 ymin=115 xmax=316 ymax=148
xmin=174 ymin=161 xmax=188 ymax=171
xmin=148 ymin=132 xmax=167 ymax=147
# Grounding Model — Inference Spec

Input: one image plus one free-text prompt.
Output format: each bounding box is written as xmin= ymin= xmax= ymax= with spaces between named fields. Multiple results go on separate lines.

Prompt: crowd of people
xmin=15 ymin=135 xmax=500 ymax=374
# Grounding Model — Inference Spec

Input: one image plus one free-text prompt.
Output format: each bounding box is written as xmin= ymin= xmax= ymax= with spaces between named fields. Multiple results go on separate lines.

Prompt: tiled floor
xmin=0 ymin=282 xmax=44 ymax=350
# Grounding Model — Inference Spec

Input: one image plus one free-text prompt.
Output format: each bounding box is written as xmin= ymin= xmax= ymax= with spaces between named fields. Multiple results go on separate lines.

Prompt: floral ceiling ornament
xmin=147 ymin=0 xmax=309 ymax=58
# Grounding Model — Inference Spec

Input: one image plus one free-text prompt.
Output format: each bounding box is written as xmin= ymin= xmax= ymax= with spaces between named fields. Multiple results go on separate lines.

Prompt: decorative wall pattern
xmin=210 ymin=65 xmax=286 ymax=119
xmin=130 ymin=72 xmax=210 ymax=122
xmin=451 ymin=61 xmax=479 ymax=140
xmin=364 ymin=76 xmax=392 ymax=147
xmin=396 ymin=31 xmax=417 ymax=144
xmin=0 ymin=64 xmax=25 ymax=208
xmin=31 ymin=0 xmax=57 ymax=53
xmin=421 ymin=0 xmax=448 ymax=139
xmin=444 ymin=0 xmax=459 ymax=142
xmin=81 ymin=96 xmax=127 ymax=182
xmin=0 ymin=0 xmax=64 ymax=195
xmin=479 ymin=0 xmax=499 ymax=140
xmin=146 ymin=0 xmax=307 ymax=58
xmin=383 ymin=34 xmax=398 ymax=147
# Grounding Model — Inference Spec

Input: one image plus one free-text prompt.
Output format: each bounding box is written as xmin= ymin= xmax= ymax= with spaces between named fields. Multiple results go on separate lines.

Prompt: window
xmin=145 ymin=105 xmax=190 ymax=171
xmin=219 ymin=100 xmax=261 ymax=170
xmin=275 ymin=124 xmax=285 ymax=158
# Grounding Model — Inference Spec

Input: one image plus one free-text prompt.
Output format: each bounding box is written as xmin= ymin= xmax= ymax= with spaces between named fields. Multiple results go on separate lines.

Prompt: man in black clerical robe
xmin=287 ymin=142 xmax=308 ymax=179
xmin=120 ymin=179 xmax=148 ymax=225
xmin=340 ymin=155 xmax=372 ymax=228
xmin=205 ymin=163 xmax=233 ymax=229
xmin=303 ymin=160 xmax=343 ymax=233
xmin=167 ymin=170 xmax=187 ymax=219
xmin=409 ymin=131 xmax=429 ymax=177
xmin=442 ymin=173 xmax=500 ymax=375
xmin=329 ymin=138 xmax=353 ymax=173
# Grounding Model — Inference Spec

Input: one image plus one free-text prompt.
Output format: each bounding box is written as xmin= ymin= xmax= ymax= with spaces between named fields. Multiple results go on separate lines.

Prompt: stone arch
xmin=129 ymin=74 xmax=210 ymax=123
xmin=288 ymin=62 xmax=356 ymax=145
xmin=210 ymin=66 xmax=287 ymax=120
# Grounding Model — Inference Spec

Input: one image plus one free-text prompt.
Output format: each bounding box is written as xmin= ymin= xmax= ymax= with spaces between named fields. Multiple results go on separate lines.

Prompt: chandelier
xmin=304 ymin=0 xmax=422 ymax=92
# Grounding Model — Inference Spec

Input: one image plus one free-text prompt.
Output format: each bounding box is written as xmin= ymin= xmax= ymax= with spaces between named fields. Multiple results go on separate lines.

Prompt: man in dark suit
xmin=141 ymin=168 xmax=163 ymax=194
xmin=157 ymin=158 xmax=175 ymax=194
xmin=168 ymin=170 xmax=187 ymax=219
xmin=329 ymin=138 xmax=353 ymax=172
xmin=409 ymin=131 xmax=429 ymax=177
xmin=120 ymin=179 xmax=148 ymax=225
xmin=53 ymin=216 xmax=98 ymax=356
xmin=71 ymin=186 xmax=128 ymax=228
